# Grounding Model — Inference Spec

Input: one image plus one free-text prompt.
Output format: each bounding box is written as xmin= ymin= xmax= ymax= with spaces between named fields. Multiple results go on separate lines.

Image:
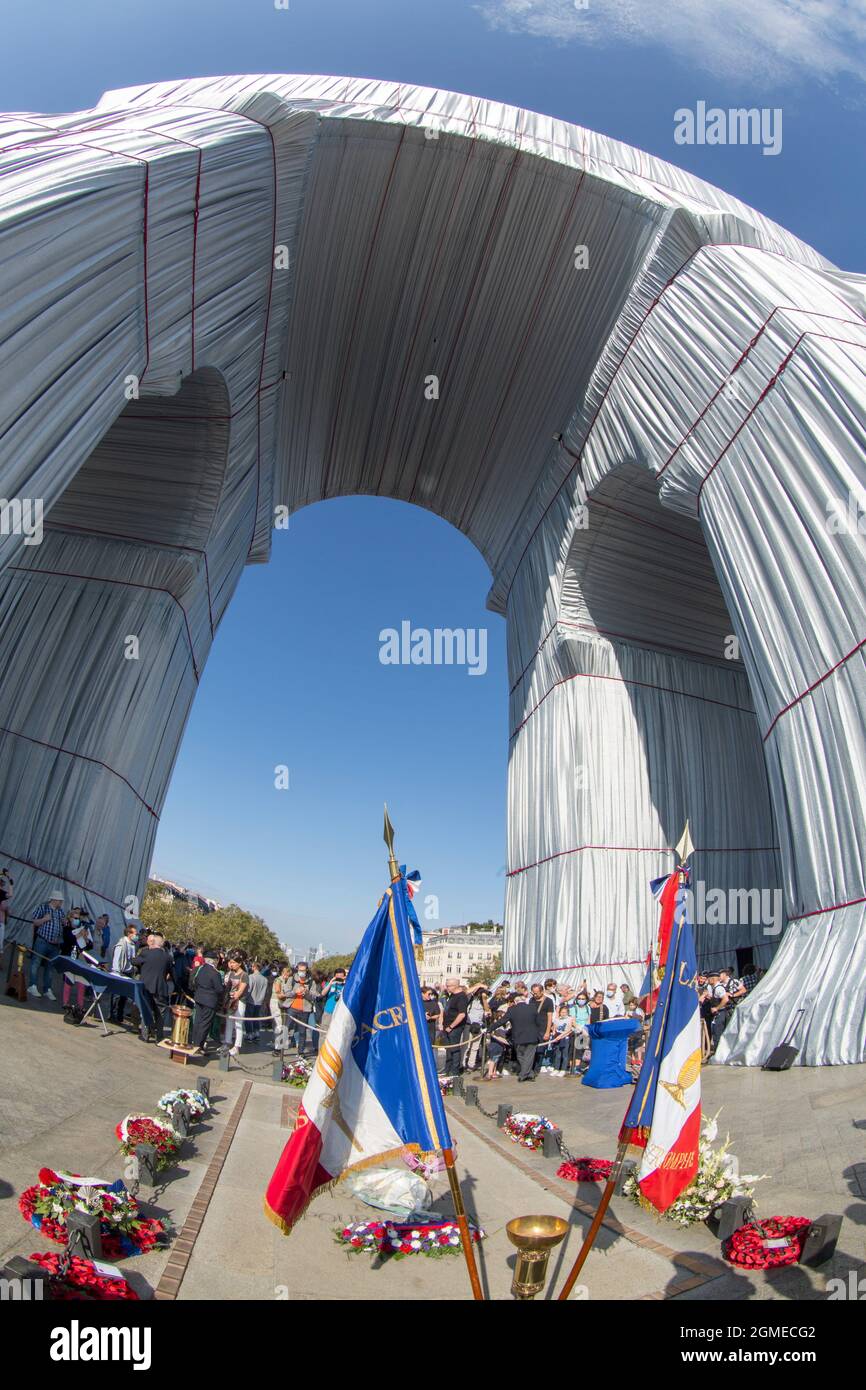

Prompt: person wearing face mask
xmin=569 ymin=989 xmax=592 ymax=1069
xmin=288 ymin=962 xmax=315 ymax=1057
xmin=604 ymin=980 xmax=625 ymax=1019
xmin=64 ymin=906 xmax=95 ymax=958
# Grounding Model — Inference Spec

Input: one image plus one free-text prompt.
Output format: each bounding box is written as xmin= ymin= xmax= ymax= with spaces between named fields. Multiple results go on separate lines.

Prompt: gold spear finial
xmin=383 ymin=803 xmax=400 ymax=882
xmin=674 ymin=820 xmax=695 ymax=865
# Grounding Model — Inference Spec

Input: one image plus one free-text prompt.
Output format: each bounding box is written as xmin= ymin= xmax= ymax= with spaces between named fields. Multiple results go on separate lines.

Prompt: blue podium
xmin=582 ymin=1017 xmax=642 ymax=1089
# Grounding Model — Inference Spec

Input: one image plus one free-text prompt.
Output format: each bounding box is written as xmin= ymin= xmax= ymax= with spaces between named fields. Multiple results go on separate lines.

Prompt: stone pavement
xmin=445 ymin=1059 xmax=866 ymax=1298
xmin=1 ymin=989 xmax=864 ymax=1300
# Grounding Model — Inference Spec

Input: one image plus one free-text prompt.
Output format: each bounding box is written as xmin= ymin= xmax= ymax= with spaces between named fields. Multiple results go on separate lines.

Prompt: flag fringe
xmin=340 ymin=1143 xmax=422 ymax=1178
xmin=619 ymin=1125 xmax=650 ymax=1147
xmin=634 ymin=1189 xmax=663 ymax=1218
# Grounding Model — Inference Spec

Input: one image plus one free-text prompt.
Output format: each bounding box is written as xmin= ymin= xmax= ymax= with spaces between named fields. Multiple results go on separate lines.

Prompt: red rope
xmin=4 ymin=120 xmax=152 ymax=382
xmin=510 ymin=667 xmax=754 ymax=741
xmin=0 ymin=724 xmax=157 ymax=818
xmin=658 ymin=304 xmax=865 ymax=481
xmin=506 ymin=843 xmax=779 ymax=878
xmin=788 ymin=893 xmax=866 ymax=923
xmin=763 ymin=634 xmax=866 ymax=741
xmin=695 ymin=328 xmax=866 ymax=512
xmin=503 ymin=959 xmax=646 ymax=975
xmin=0 ymin=853 xmax=125 ymax=910
xmin=502 ymin=246 xmax=865 ymax=604
xmin=8 ymin=564 xmax=200 ymax=682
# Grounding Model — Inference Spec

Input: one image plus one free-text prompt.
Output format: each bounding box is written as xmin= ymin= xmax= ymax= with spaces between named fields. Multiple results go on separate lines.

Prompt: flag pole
xmin=560 ymin=820 xmax=696 ymax=1300
xmin=557 ymin=1141 xmax=629 ymax=1300
xmin=443 ymin=1147 xmax=485 ymax=1301
xmin=383 ymin=804 xmax=484 ymax=1301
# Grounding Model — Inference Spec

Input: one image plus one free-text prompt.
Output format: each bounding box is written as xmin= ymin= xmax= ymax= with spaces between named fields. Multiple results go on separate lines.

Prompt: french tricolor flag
xmin=620 ymin=873 xmax=701 ymax=1213
xmin=264 ymin=872 xmax=451 ymax=1233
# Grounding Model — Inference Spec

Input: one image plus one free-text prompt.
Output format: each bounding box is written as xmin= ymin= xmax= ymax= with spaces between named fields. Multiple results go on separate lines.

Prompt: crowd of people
xmin=129 ymin=935 xmax=348 ymax=1058
xmin=421 ymin=977 xmax=649 ymax=1084
xmin=421 ymin=962 xmax=763 ymax=1083
xmin=19 ymin=886 xmax=348 ymax=1059
xmin=15 ymin=884 xmax=763 ymax=1072
xmin=699 ymin=964 xmax=762 ymax=1054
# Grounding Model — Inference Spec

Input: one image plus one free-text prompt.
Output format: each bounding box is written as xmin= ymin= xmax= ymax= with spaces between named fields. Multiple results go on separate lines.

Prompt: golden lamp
xmin=506 ymin=1215 xmax=569 ymax=1300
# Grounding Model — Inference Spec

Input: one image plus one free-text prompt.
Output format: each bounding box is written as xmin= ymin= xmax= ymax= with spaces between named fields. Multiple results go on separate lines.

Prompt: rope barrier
xmin=12 ymin=947 xmax=513 ymax=1053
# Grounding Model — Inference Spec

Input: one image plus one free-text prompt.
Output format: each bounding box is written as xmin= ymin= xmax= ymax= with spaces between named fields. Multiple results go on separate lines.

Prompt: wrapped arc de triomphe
xmin=0 ymin=76 xmax=863 ymax=1065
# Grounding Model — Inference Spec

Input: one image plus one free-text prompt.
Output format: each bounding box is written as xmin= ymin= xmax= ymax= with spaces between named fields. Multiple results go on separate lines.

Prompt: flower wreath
xmin=280 ymin=1059 xmax=313 ymax=1089
xmin=503 ymin=1113 xmax=555 ymax=1150
xmin=557 ymin=1157 xmax=613 ymax=1183
xmin=723 ymin=1216 xmax=811 ymax=1270
xmin=116 ymin=1114 xmax=181 ymax=1169
xmin=157 ymin=1088 xmax=210 ymax=1120
xmin=336 ymin=1219 xmax=484 ymax=1259
xmin=28 ymin=1252 xmax=139 ymax=1300
xmin=19 ymin=1170 xmax=168 ymax=1258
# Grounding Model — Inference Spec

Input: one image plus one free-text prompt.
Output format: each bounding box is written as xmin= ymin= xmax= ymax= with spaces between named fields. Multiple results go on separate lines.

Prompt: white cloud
xmin=476 ymin=0 xmax=866 ymax=87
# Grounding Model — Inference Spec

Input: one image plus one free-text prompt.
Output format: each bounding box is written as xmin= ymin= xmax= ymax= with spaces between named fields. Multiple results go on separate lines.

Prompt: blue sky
xmin=5 ymin=1 xmax=863 ymax=950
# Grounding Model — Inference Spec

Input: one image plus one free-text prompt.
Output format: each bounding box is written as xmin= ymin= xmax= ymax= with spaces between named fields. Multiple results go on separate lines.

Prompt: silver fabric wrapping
xmin=0 ymin=76 xmax=862 ymax=1065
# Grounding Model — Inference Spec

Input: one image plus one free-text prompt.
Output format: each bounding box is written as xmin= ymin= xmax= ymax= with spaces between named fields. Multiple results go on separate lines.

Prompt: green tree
xmin=314 ymin=951 xmax=356 ymax=977
xmin=140 ymin=882 xmax=287 ymax=965
xmin=196 ymin=904 xmax=287 ymax=964
xmin=140 ymin=885 xmax=202 ymax=941
xmin=467 ymin=953 xmax=502 ymax=986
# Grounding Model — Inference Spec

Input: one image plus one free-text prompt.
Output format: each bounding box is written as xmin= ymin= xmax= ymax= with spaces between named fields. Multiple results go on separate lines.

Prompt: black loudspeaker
xmin=799 ymin=1214 xmax=842 ymax=1267
xmin=762 ymin=1008 xmax=806 ymax=1071
xmin=706 ymin=1195 xmax=754 ymax=1241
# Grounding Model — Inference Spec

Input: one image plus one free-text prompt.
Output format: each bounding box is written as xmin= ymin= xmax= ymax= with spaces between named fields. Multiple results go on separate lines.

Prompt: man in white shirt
xmin=605 ymin=981 xmax=625 ymax=1019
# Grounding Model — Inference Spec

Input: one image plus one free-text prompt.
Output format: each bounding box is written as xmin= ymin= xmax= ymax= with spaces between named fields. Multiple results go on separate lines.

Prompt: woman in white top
xmin=223 ymin=953 xmax=248 ymax=1056
xmin=541 ymin=1005 xmax=575 ymax=1075
xmin=270 ymin=965 xmax=291 ymax=1055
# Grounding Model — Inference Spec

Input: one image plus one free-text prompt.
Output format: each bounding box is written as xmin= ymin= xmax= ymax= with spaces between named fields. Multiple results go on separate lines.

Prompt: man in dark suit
xmin=132 ymin=932 xmax=173 ymax=1042
xmin=190 ymin=951 xmax=224 ymax=1053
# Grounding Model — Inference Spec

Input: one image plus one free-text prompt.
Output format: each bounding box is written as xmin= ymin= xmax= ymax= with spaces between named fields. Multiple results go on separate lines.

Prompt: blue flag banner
xmin=265 ymin=870 xmax=451 ymax=1232
xmin=619 ymin=875 xmax=702 ymax=1212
